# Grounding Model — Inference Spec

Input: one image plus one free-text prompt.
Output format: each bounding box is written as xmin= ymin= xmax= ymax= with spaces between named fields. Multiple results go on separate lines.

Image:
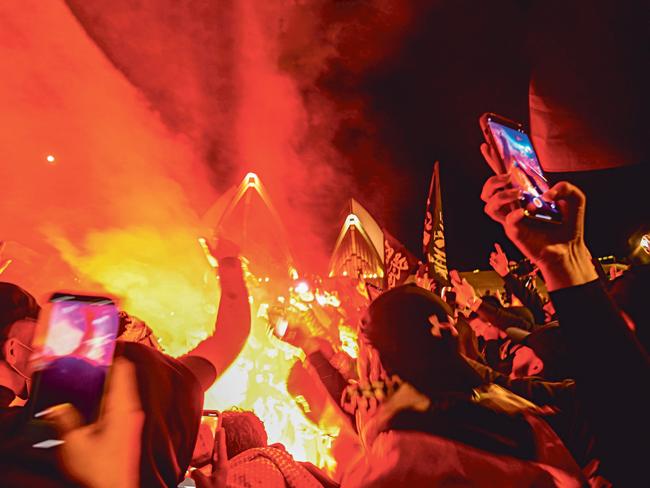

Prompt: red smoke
xmin=62 ymin=0 xmax=418 ymax=273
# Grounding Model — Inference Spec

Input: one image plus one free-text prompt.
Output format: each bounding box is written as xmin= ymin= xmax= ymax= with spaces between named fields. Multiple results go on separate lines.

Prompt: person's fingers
xmin=480 ymin=174 xmax=511 ymax=203
xmin=102 ymin=358 xmax=144 ymax=456
xmin=543 ymin=181 xmax=585 ymax=207
xmin=213 ymin=428 xmax=229 ymax=474
xmin=104 ymin=358 xmax=142 ymax=419
xmin=494 ymin=243 xmax=504 ymax=255
xmin=449 ymin=269 xmax=461 ymax=284
xmin=42 ymin=403 xmax=84 ymax=436
xmin=484 ymin=189 xmax=521 ymax=223
xmin=504 ymin=208 xmax=527 ymax=233
xmin=212 ymin=238 xmax=241 ymax=260
xmin=544 ymin=181 xmax=586 ymax=230
xmin=480 ymin=143 xmax=502 ymax=174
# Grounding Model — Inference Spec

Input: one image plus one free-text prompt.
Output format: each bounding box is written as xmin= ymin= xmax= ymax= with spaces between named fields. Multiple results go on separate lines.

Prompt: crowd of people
xmin=1 ymin=140 xmax=648 ymax=487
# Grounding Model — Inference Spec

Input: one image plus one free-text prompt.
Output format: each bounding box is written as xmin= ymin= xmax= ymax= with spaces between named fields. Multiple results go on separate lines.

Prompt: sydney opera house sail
xmin=202 ymin=173 xmax=297 ymax=282
xmin=328 ymin=199 xmax=384 ymax=286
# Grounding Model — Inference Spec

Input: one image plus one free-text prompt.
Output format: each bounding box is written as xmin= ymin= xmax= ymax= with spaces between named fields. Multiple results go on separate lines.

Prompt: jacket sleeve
xmin=465 ymin=357 xmax=576 ymax=408
xmin=549 ymin=280 xmax=650 ymax=486
xmin=306 ymin=351 xmax=351 ymax=412
xmin=476 ymin=300 xmax=534 ymax=331
xmin=502 ymin=272 xmax=547 ymax=324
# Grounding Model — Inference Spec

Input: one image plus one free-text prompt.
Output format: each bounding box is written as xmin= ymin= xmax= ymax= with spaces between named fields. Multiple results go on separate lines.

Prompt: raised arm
xmin=480 ymin=143 xmax=650 ymax=485
xmin=182 ymin=241 xmax=251 ymax=390
xmin=490 ymin=243 xmax=546 ymax=324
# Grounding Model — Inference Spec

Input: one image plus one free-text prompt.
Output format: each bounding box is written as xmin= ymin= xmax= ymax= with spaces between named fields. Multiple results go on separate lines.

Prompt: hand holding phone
xmin=191 ymin=422 xmax=229 ymax=488
xmin=479 ymin=113 xmax=562 ymax=224
xmin=189 ymin=410 xmax=221 ymax=474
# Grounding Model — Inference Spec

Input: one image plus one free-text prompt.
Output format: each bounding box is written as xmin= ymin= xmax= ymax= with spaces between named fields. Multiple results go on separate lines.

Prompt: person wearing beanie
xmin=342 ymin=284 xmax=584 ymax=487
xmin=507 ymin=324 xmax=571 ymax=381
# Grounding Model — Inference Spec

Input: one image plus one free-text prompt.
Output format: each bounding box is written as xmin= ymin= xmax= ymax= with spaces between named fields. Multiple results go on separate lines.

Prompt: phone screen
xmin=189 ymin=410 xmax=221 ymax=474
xmin=29 ymin=293 xmax=119 ymax=425
xmin=486 ymin=119 xmax=562 ymax=223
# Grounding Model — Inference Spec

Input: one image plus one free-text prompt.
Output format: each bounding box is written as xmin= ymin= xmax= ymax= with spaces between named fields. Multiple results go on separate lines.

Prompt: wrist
xmin=536 ymin=242 xmax=598 ymax=292
xmin=217 ymin=256 xmax=240 ymax=266
xmin=468 ymin=296 xmax=482 ymax=312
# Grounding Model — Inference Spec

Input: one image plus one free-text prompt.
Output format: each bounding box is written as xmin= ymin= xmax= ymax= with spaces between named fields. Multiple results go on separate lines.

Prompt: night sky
xmin=64 ymin=0 xmax=649 ymax=272
xmin=318 ymin=0 xmax=648 ymax=270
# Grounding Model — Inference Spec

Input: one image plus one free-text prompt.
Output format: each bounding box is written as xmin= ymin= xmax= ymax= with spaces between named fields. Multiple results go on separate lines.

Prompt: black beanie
xmin=361 ymin=284 xmax=482 ymax=396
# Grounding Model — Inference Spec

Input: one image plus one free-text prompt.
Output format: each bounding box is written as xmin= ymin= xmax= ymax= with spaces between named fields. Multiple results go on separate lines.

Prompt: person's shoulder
xmin=114 ymin=342 xmax=203 ymax=394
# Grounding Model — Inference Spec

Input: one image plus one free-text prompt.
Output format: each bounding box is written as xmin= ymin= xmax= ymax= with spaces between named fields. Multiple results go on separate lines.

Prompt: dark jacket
xmin=550 ymin=280 xmax=650 ymax=487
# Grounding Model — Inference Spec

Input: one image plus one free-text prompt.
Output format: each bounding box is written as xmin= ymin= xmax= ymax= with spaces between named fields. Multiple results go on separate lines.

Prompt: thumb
xmin=543 ymin=181 xmax=585 ymax=208
xmin=449 ymin=269 xmax=461 ymax=283
xmin=190 ymin=469 xmax=212 ymax=488
xmin=42 ymin=403 xmax=84 ymax=437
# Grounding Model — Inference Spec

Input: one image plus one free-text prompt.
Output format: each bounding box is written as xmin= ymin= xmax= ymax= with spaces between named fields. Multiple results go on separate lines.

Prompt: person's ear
xmin=528 ymin=355 xmax=544 ymax=376
xmin=2 ymin=338 xmax=18 ymax=366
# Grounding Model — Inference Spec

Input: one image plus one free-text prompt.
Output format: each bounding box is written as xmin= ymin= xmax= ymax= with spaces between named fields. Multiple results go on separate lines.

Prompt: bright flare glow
xmin=245 ymin=172 xmax=259 ymax=188
xmin=275 ymin=317 xmax=289 ymax=338
xmin=345 ymin=214 xmax=360 ymax=227
xmin=338 ymin=324 xmax=359 ymax=359
xmin=204 ymin=300 xmax=339 ymax=473
xmin=294 ymin=281 xmax=309 ymax=294
xmin=641 ymin=234 xmax=650 ymax=254
xmin=198 ymin=237 xmax=219 ymax=268
xmin=46 ymin=154 xmax=55 ymax=163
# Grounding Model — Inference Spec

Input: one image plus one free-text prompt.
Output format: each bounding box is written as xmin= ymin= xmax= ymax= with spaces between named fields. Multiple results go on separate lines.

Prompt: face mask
xmin=7 ymin=339 xmax=34 ymax=399
xmin=8 ymin=339 xmax=33 ymax=378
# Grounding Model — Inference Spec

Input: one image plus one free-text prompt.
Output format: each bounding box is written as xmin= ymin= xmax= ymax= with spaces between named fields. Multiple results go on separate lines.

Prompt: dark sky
xmin=322 ymin=0 xmax=648 ymax=271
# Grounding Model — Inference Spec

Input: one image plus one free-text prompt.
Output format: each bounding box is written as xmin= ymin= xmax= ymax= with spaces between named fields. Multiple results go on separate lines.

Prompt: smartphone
xmin=189 ymin=410 xmax=221 ymax=474
xmin=479 ymin=113 xmax=562 ymax=223
xmin=29 ymin=293 xmax=119 ymax=429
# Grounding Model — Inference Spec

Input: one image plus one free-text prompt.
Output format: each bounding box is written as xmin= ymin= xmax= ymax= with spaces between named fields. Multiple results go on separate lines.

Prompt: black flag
xmin=423 ymin=161 xmax=449 ymax=287
xmin=383 ymin=228 xmax=420 ymax=290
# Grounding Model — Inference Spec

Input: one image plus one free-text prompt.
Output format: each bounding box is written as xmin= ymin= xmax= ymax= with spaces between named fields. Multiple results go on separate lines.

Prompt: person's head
xmin=0 ymin=282 xmax=40 ymax=398
xmin=221 ymin=410 xmax=268 ymax=459
xmin=509 ymin=345 xmax=544 ymax=379
xmin=116 ymin=311 xmax=162 ymax=351
xmin=509 ymin=324 xmax=569 ymax=381
xmin=468 ymin=315 xmax=503 ymax=341
xmin=508 ymin=306 xmax=535 ymax=329
xmin=360 ymin=284 xmax=482 ymax=398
